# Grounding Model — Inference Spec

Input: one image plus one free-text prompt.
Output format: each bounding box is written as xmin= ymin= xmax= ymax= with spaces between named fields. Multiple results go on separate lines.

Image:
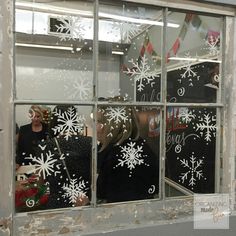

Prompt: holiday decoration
xmin=52 ymin=107 xmax=85 ymax=140
xmin=15 ymin=175 xmax=49 ymax=212
xmin=115 ymin=140 xmax=149 ymax=177
xmin=124 ymin=55 xmax=159 ymax=92
xmin=61 ymin=178 xmax=89 ymax=206
xmin=55 ymin=16 xmax=85 ymax=41
xmin=177 ymin=152 xmax=206 ymax=190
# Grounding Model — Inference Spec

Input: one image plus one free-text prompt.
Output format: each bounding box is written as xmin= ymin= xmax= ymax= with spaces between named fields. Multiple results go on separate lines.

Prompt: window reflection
xmin=166 ymin=12 xmax=222 ymax=103
xmin=165 ymin=107 xmax=216 ymax=194
xmin=14 ymin=0 xmax=224 ymax=212
xmin=97 ymin=99 xmax=159 ymax=203
xmin=15 ymin=105 xmax=92 ymax=212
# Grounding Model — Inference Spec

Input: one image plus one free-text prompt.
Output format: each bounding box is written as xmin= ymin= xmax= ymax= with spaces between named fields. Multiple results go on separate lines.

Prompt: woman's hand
xmin=75 ymin=196 xmax=90 ymax=206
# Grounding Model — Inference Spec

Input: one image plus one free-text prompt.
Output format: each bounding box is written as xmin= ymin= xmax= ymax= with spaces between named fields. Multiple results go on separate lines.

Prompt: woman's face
xmin=96 ymin=112 xmax=105 ymax=144
xmin=31 ymin=111 xmax=42 ymax=125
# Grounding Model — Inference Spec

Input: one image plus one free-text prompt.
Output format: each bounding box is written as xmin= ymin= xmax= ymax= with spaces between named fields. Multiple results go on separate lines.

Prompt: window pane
xmin=15 ymin=105 xmax=92 ymax=212
xmin=166 ymin=11 xmax=222 ymax=103
xmin=165 ymin=107 xmax=216 ymax=196
xmin=97 ymin=104 xmax=160 ymax=203
xmin=15 ymin=0 xmax=94 ymax=101
xmin=98 ymin=1 xmax=162 ymax=102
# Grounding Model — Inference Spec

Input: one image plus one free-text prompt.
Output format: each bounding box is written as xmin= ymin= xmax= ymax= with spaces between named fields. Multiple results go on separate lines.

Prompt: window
xmin=14 ymin=0 xmax=229 ymax=217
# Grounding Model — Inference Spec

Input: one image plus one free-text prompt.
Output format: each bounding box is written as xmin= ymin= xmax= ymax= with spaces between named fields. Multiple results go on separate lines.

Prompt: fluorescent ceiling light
xmin=15 ymin=2 xmax=179 ymax=28
xmin=15 ymin=43 xmax=74 ymax=51
xmin=169 ymin=57 xmax=221 ymax=63
xmin=100 ymin=12 xmax=179 ymax=28
xmin=15 ymin=1 xmax=93 ymax=17
xmin=112 ymin=51 xmax=124 ymax=55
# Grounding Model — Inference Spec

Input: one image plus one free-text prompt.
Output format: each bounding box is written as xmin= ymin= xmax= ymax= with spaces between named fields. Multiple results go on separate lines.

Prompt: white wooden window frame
xmin=0 ymin=0 xmax=235 ymax=235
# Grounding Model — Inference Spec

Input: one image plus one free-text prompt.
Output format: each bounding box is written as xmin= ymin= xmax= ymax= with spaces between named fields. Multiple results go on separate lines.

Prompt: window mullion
xmin=159 ymin=7 xmax=168 ymax=200
xmin=91 ymin=0 xmax=99 ymax=207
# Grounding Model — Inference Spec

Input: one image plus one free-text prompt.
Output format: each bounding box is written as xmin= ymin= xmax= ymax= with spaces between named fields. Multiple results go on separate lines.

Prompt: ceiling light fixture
xmin=15 ymin=1 xmax=93 ymax=17
xmin=15 ymin=43 xmax=75 ymax=51
xmin=112 ymin=50 xmax=124 ymax=55
xmin=15 ymin=2 xmax=179 ymax=28
xmin=100 ymin=12 xmax=179 ymax=28
xmin=169 ymin=57 xmax=221 ymax=63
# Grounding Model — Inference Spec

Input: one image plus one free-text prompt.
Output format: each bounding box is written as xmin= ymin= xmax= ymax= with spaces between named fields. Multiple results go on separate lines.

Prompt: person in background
xmin=96 ymin=97 xmax=159 ymax=203
xmin=16 ymin=105 xmax=49 ymax=166
xmin=35 ymin=105 xmax=92 ymax=209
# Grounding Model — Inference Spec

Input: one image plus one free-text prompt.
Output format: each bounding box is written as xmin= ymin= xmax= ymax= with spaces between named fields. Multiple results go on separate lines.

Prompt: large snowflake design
xmin=52 ymin=107 xmax=85 ymax=140
xmin=61 ymin=178 xmax=88 ymax=206
xmin=178 ymin=152 xmax=206 ymax=190
xmin=194 ymin=113 xmax=216 ymax=142
xmin=178 ymin=108 xmax=196 ymax=124
xmin=179 ymin=53 xmax=199 ymax=87
xmin=64 ymin=77 xmax=92 ymax=101
xmin=124 ymin=55 xmax=159 ymax=92
xmin=25 ymin=151 xmax=60 ymax=180
xmin=115 ymin=141 xmax=149 ymax=177
xmin=55 ymin=16 xmax=85 ymax=41
xmin=204 ymin=35 xmax=220 ymax=56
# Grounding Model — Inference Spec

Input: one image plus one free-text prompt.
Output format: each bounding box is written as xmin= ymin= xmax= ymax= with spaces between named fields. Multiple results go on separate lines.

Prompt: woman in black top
xmin=35 ymin=105 xmax=92 ymax=209
xmin=16 ymin=105 xmax=49 ymax=166
xmin=97 ymin=97 xmax=159 ymax=203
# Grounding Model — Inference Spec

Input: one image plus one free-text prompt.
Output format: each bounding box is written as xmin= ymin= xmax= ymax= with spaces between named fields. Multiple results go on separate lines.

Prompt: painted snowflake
xmin=179 ymin=53 xmax=199 ymax=87
xmin=64 ymin=77 xmax=93 ymax=101
xmin=108 ymin=14 xmax=142 ymax=43
xmin=124 ymin=55 xmax=159 ymax=92
xmin=120 ymin=22 xmax=142 ymax=43
xmin=52 ymin=107 xmax=85 ymax=140
xmin=25 ymin=151 xmax=60 ymax=180
xmin=178 ymin=153 xmax=206 ymax=190
xmin=178 ymin=108 xmax=196 ymax=124
xmin=55 ymin=16 xmax=85 ymax=41
xmin=194 ymin=113 xmax=216 ymax=142
xmin=205 ymin=35 xmax=220 ymax=57
xmin=115 ymin=141 xmax=149 ymax=177
xmin=61 ymin=178 xmax=88 ymax=206
xmin=104 ymin=106 xmax=130 ymax=125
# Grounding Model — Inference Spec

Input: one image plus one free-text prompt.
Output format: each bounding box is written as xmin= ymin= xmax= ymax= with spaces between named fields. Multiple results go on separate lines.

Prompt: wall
xmin=15 ymin=49 xmax=120 ymax=127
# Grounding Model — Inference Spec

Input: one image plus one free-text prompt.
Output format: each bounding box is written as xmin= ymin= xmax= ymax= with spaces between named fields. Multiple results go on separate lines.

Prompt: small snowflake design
xmin=61 ymin=178 xmax=88 ymax=206
xmin=52 ymin=107 xmax=85 ymax=140
xmin=124 ymin=55 xmax=159 ymax=92
xmin=178 ymin=108 xmax=196 ymax=124
xmin=115 ymin=140 xmax=149 ymax=177
xmin=55 ymin=16 xmax=85 ymax=41
xmin=194 ymin=113 xmax=216 ymax=142
xmin=26 ymin=151 xmax=59 ymax=180
xmin=205 ymin=35 xmax=220 ymax=56
xmin=64 ymin=77 xmax=92 ymax=101
xmin=120 ymin=22 xmax=142 ymax=43
xmin=104 ymin=106 xmax=130 ymax=125
xmin=178 ymin=152 xmax=206 ymax=190
xmin=179 ymin=53 xmax=199 ymax=87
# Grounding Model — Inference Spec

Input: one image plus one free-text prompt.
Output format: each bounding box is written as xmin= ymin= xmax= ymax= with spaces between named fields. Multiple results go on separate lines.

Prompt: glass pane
xmin=166 ymin=11 xmax=222 ymax=103
xmin=165 ymin=107 xmax=216 ymax=196
xmin=98 ymin=1 xmax=162 ymax=102
xmin=97 ymin=103 xmax=160 ymax=203
xmin=15 ymin=0 xmax=94 ymax=101
xmin=15 ymin=104 xmax=92 ymax=212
